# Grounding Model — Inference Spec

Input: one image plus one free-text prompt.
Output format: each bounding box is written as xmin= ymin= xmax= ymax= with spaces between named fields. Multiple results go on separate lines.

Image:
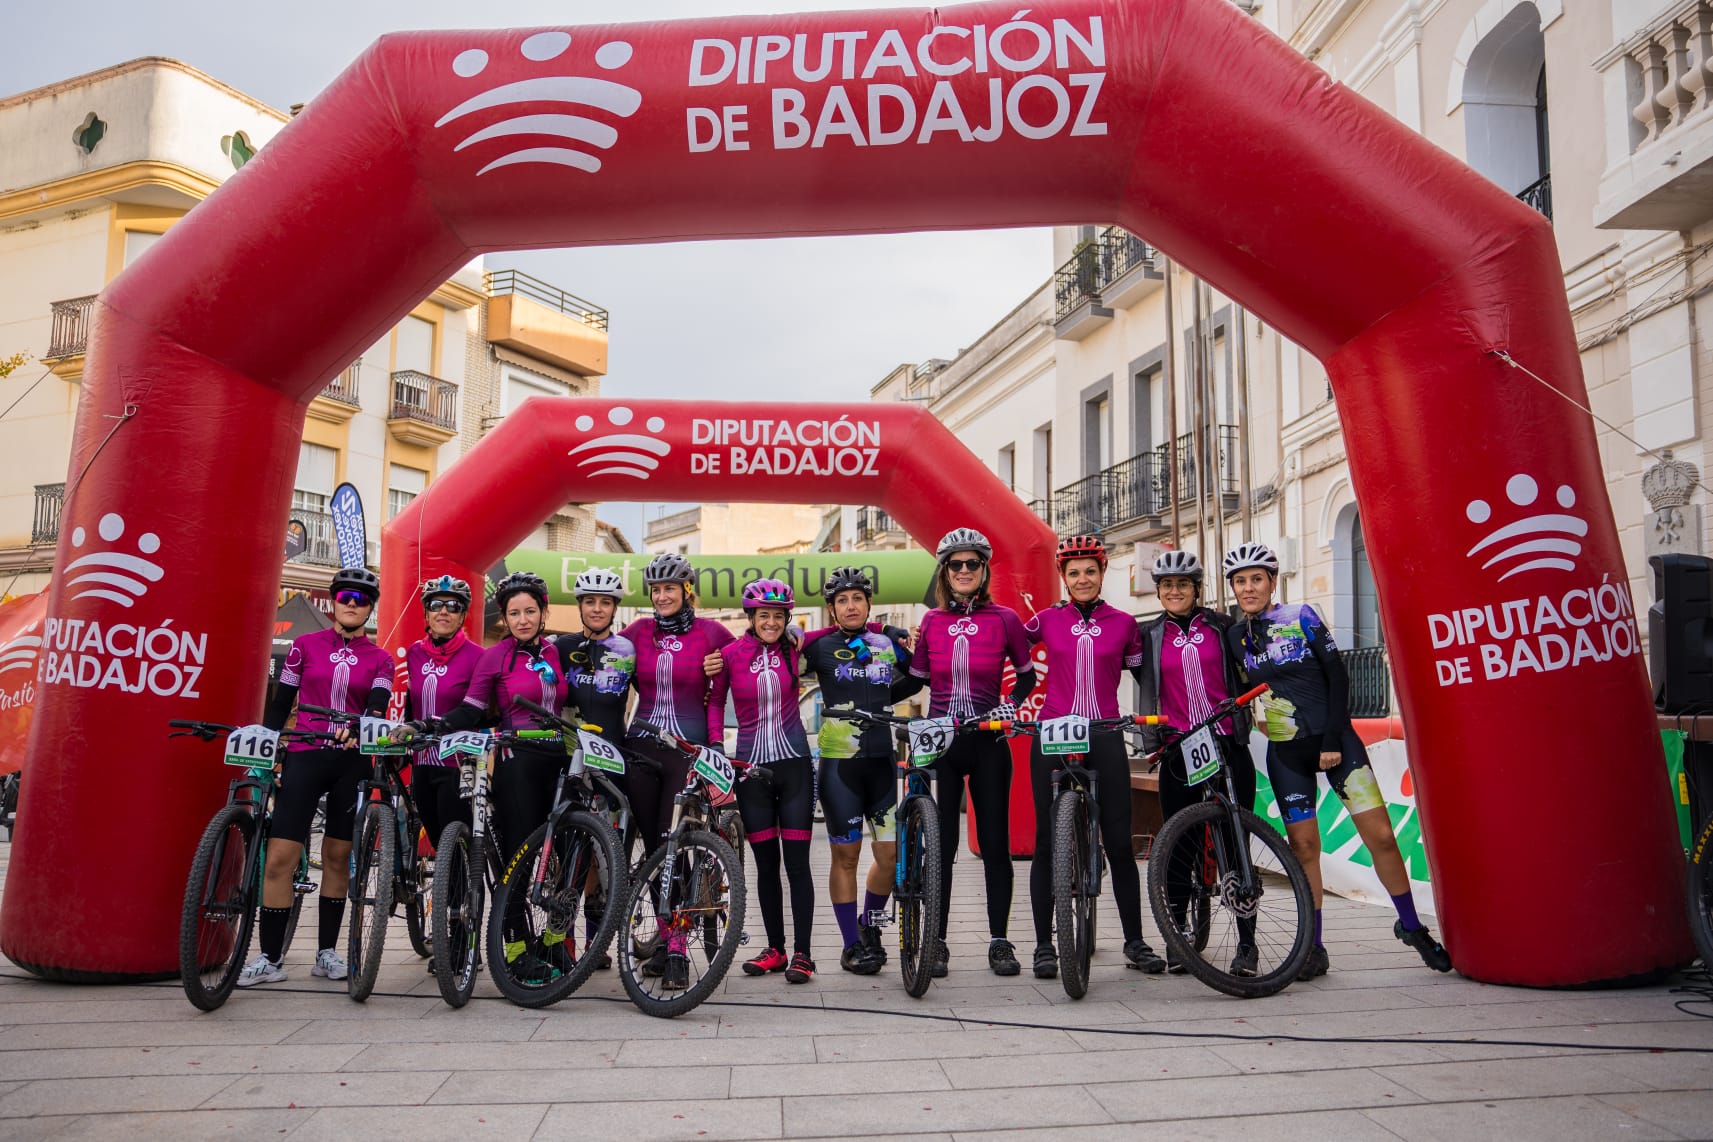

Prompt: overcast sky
xmin=9 ymin=0 xmax=1054 ymax=545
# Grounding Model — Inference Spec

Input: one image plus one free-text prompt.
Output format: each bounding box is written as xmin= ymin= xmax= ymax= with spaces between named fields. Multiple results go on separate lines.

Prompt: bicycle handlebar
xmin=510 ymin=695 xmax=602 ymax=736
xmin=297 ymin=702 xmax=359 ymax=724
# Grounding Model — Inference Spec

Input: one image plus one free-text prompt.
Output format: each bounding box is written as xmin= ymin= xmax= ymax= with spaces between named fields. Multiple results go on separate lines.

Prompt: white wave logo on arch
xmin=568 ymin=406 xmax=671 ymax=479
xmin=1465 ymin=474 xmax=1588 ymax=581
xmin=63 ymin=513 xmax=165 ymax=607
xmin=0 ymin=623 xmax=40 ymax=677
xmin=436 ymin=32 xmax=641 ymax=176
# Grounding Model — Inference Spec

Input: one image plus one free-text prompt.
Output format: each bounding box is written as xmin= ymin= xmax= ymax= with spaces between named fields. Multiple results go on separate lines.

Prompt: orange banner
xmin=0 ymin=593 xmax=46 ymax=775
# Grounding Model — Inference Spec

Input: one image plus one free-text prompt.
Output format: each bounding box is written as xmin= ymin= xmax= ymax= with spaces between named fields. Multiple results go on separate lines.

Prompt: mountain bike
xmin=297 ymin=704 xmax=432 ymax=1002
xmin=1688 ymin=813 xmax=1713 ymax=971
xmin=838 ymin=709 xmax=1006 ymax=997
xmin=167 ymin=718 xmax=334 ymax=1011
xmin=991 ymin=713 xmax=1167 ymax=999
xmin=614 ymin=720 xmax=747 ymax=1018
xmin=482 ymin=697 xmax=629 ymax=1007
xmin=1143 ymin=683 xmax=1314 ymax=998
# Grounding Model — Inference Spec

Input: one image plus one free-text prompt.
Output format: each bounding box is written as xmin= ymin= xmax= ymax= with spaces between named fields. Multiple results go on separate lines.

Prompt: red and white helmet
xmin=1055 ymin=534 xmax=1108 ymax=570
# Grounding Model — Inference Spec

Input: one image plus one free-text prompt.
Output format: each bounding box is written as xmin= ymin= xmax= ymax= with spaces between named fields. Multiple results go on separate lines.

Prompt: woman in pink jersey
xmin=891 ymin=527 xmax=1036 ymax=978
xmin=399 ymin=575 xmax=484 ymax=855
xmin=709 ymin=579 xmax=819 ymax=986
xmin=1023 ymin=535 xmax=1167 ymax=980
xmin=1134 ymin=548 xmax=1258 ymax=976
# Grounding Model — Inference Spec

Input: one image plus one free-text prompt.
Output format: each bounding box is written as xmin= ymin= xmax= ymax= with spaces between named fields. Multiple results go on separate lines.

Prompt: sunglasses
xmin=426 ymin=599 xmax=467 ymax=614
xmin=946 ymin=558 xmax=986 ymax=573
xmin=334 ymin=590 xmax=374 ymax=607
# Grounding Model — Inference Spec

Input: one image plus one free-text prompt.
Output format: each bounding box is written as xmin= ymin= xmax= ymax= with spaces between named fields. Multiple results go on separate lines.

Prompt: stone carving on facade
xmin=1642 ymin=449 xmax=1702 ymax=557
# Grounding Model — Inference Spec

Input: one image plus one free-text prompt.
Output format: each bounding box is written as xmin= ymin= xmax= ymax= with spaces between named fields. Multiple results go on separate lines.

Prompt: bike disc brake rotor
xmin=1218 ymin=870 xmax=1261 ymax=918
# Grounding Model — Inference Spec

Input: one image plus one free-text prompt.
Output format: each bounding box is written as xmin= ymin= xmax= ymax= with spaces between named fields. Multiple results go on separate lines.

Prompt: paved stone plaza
xmin=1 ymin=833 xmax=1710 ymax=1140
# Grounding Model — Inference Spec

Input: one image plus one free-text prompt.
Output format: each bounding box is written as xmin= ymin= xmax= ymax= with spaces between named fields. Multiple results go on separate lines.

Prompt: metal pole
xmin=1163 ymin=257 xmax=1181 ymax=550
xmin=1234 ymin=304 xmax=1254 ymax=539
xmin=1204 ymin=282 xmax=1225 ymax=610
xmin=1188 ymin=275 xmax=1208 ymax=583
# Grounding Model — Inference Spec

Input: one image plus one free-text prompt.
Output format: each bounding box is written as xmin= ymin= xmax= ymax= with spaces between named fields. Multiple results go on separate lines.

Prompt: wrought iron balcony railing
xmin=46 ymin=296 xmax=96 ymax=358
xmin=320 ymin=360 xmax=362 ymax=407
xmin=1342 ymin=645 xmax=1392 ymax=718
xmin=290 ymin=508 xmax=340 ymax=567
xmin=32 ymin=483 xmax=64 ymax=544
xmin=856 ymin=506 xmax=901 ymax=543
xmin=389 ymin=370 xmax=458 ymax=432
xmin=1052 ymin=226 xmax=1159 ymax=322
xmin=484 ymin=268 xmax=610 ymax=331
xmin=1516 ymin=172 xmax=1552 ymax=221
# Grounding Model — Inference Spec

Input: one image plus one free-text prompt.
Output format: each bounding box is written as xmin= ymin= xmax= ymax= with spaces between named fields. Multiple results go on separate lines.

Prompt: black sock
xmin=259 ymin=906 xmax=291 ymax=962
xmin=318 ymin=895 xmax=346 ymax=952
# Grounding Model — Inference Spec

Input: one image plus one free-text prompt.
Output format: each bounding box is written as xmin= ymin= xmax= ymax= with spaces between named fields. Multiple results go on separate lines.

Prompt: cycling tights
xmin=935 ymin=733 xmax=1013 ymax=939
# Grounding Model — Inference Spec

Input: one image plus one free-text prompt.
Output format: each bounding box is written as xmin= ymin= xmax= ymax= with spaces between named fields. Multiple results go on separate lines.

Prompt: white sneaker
xmin=235 ymin=954 xmax=286 ymax=987
xmin=312 ymin=948 xmax=348 ymax=980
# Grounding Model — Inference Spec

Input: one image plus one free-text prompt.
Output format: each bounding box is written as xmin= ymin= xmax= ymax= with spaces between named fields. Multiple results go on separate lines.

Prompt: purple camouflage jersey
xmin=277 ymin=628 xmax=394 ymax=753
xmin=1024 ymin=601 xmax=1145 ymax=720
xmin=459 ymin=637 xmax=569 ymax=734
xmin=405 ymin=632 xmax=484 ymax=765
xmin=909 ymin=604 xmax=1033 ymax=719
xmin=621 ymin=617 xmax=736 ymax=746
xmin=708 ymin=634 xmax=811 ymax=764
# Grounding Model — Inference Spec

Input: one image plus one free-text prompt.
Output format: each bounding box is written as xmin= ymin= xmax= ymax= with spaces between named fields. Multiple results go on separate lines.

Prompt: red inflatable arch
xmin=2 ymin=0 xmax=1689 ymax=984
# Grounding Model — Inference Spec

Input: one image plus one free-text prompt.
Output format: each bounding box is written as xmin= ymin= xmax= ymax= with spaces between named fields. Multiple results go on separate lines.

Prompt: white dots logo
xmin=63 ymin=513 xmax=165 ymax=607
xmin=0 ymin=621 xmax=40 ymax=677
xmin=436 ymin=32 xmax=640 ymax=176
xmin=567 ymin=407 xmax=670 ymax=480
xmin=1464 ymin=474 xmax=1588 ymax=581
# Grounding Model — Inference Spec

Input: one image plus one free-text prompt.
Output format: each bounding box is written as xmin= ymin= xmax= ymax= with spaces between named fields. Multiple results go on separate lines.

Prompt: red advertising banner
xmin=0 ymin=594 xmax=47 ymax=777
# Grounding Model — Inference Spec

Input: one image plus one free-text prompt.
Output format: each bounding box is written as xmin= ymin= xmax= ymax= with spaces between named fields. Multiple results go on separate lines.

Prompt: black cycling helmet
xmin=822 ymin=565 xmax=874 ymax=602
xmin=419 ymin=574 xmax=472 ymax=607
xmin=493 ymin=571 xmax=549 ymax=610
xmin=329 ymin=566 xmax=380 ymax=603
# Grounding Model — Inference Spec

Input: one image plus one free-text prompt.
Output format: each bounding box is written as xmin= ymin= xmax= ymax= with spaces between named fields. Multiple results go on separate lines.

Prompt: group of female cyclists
xmin=239 ymin=524 xmax=1450 ymax=992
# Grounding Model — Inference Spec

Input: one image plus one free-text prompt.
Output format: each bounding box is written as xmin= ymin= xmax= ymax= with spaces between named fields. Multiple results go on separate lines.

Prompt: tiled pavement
xmin=1 ymin=833 xmax=1710 ymax=1140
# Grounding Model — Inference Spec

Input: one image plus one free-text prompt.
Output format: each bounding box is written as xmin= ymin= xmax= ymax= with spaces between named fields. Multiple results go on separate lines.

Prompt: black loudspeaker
xmin=1649 ymin=553 xmax=1713 ymax=713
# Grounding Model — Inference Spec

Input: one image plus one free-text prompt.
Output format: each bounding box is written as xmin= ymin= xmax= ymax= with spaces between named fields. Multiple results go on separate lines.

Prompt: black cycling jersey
xmin=1228 ymin=602 xmax=1351 ymax=754
xmin=799 ymin=625 xmax=911 ymax=760
xmin=553 ymin=630 xmax=637 ymax=749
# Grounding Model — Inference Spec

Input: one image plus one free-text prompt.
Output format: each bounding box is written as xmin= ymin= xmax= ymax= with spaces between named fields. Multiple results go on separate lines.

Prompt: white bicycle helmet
xmin=573 ymin=568 xmax=626 ymax=600
xmin=1150 ymin=550 xmax=1203 ymax=584
xmin=1222 ymin=541 xmax=1280 ymax=579
xmin=936 ymin=527 xmax=993 ymax=565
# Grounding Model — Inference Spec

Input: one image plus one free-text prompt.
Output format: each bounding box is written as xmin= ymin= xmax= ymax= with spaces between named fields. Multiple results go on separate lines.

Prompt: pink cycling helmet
xmin=741 ymin=578 xmax=794 ymax=612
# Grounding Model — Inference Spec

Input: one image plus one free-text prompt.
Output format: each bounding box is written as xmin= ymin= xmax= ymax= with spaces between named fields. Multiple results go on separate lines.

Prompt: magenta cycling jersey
xmin=459 ymin=637 xmax=569 ymax=734
xmin=621 ymin=616 xmax=736 ymax=746
xmin=708 ymin=633 xmax=811 ymax=764
xmin=278 ymin=628 xmax=394 ymax=752
xmin=405 ymin=632 xmax=485 ymax=765
xmin=909 ymin=604 xmax=1033 ymax=719
xmin=1024 ymin=601 xmax=1145 ymax=720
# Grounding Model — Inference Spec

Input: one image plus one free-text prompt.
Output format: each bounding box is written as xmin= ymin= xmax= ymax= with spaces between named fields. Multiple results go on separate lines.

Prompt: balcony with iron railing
xmin=288 ymin=509 xmax=340 ymax=567
xmin=1515 ymin=172 xmax=1552 ymax=221
xmin=32 ymin=484 xmax=64 ymax=544
xmin=1595 ymin=1 xmax=1713 ymax=230
xmin=320 ymin=360 xmax=362 ymax=407
xmin=1030 ymin=427 xmax=1240 ymax=535
xmin=645 ymin=507 xmax=702 ymax=543
xmin=856 ymin=506 xmax=903 ymax=545
xmin=387 ymin=370 xmax=459 ymax=445
xmin=484 ymin=268 xmax=610 ymax=376
xmin=1342 ymin=645 xmax=1392 ymax=718
xmin=45 ymin=296 xmax=96 ymax=360
xmin=1053 ymin=226 xmax=1162 ymax=340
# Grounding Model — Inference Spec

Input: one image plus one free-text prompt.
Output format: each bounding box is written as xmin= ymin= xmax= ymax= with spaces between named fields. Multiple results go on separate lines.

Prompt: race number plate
xmin=223 ymin=725 xmax=279 ymax=768
xmin=359 ymin=716 xmax=408 ymax=755
xmin=1181 ymin=725 xmax=1221 ymax=786
xmin=1039 ymin=714 xmax=1091 ymax=756
xmin=438 ymin=730 xmax=491 ymax=761
xmin=694 ymin=747 xmax=736 ymax=795
xmin=907 ymin=717 xmax=954 ymax=767
xmin=578 ymin=729 xmax=626 ymax=774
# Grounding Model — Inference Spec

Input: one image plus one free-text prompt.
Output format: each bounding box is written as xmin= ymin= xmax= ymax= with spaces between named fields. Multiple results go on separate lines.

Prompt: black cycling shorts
xmin=738 ymin=755 xmax=815 ymax=844
xmin=1265 ymin=729 xmax=1385 ymax=826
xmin=818 ymin=754 xmax=898 ymax=846
xmin=272 ymin=747 xmax=362 ymax=844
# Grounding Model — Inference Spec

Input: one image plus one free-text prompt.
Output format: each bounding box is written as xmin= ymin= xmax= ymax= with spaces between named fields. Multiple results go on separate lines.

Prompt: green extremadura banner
xmin=500 ymin=550 xmax=937 ymax=609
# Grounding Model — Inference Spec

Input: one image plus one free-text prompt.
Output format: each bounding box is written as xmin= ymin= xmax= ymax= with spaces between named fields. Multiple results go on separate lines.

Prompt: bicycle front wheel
xmin=1147 ymin=801 xmax=1312 ymax=999
xmin=897 ymin=795 xmax=943 ymax=999
xmin=178 ymin=804 xmax=259 ymax=1012
xmin=347 ymin=802 xmax=396 ymax=1002
xmin=617 ymin=829 xmax=745 ymax=1018
xmin=432 ymin=821 xmax=483 ymax=1007
xmin=1053 ymin=792 xmax=1094 ymax=999
xmin=488 ymin=810 xmax=624 ymax=1008
xmin=1688 ymin=815 xmax=1713 ymax=970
